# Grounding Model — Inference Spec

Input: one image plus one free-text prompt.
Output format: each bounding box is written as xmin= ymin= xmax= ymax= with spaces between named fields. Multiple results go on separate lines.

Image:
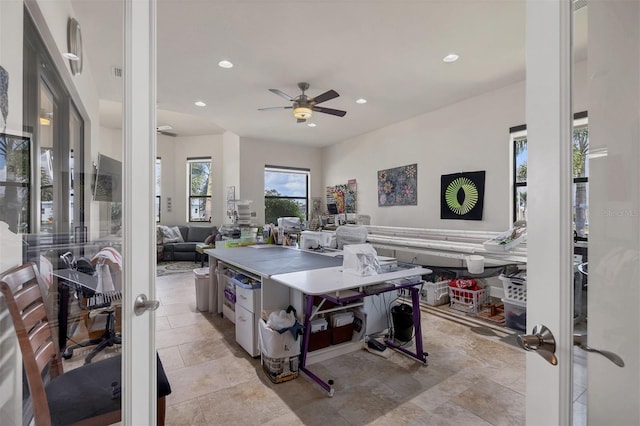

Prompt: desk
xmin=52 ymin=269 xmax=99 ymax=351
xmin=195 ymin=243 xmax=216 ymax=267
xmin=206 ymin=246 xmax=430 ymax=395
xmin=271 ymin=265 xmax=429 ymax=396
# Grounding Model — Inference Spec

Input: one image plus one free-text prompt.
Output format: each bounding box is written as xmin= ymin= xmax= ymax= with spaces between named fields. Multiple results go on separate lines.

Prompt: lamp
xmin=293 ymin=106 xmax=312 ymax=120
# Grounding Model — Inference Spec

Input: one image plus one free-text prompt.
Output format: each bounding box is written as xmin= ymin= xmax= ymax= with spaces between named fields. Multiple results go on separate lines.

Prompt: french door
xmin=525 ymin=1 xmax=639 ymax=425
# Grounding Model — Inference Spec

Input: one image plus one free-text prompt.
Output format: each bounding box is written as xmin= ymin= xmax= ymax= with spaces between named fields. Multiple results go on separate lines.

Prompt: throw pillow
xmin=170 ymin=226 xmax=185 ymax=243
xmin=159 ymin=225 xmax=178 ymax=244
xmin=204 ymin=234 xmax=214 ymax=245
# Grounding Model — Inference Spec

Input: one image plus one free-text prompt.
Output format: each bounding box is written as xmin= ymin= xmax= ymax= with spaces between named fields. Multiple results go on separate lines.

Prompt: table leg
xmin=58 ymin=282 xmax=70 ymax=351
xmin=384 ymin=287 xmax=428 ymax=364
xmin=299 ymin=294 xmax=335 ymax=396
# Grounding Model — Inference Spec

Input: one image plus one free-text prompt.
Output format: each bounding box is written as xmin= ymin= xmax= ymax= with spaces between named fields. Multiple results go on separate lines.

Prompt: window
xmin=188 ymin=157 xmax=212 ymax=222
xmin=155 ymin=158 xmax=161 ymax=222
xmin=0 ymin=133 xmax=31 ymax=233
xmin=511 ymin=112 xmax=589 ymax=240
xmin=264 ymin=166 xmax=309 ymax=225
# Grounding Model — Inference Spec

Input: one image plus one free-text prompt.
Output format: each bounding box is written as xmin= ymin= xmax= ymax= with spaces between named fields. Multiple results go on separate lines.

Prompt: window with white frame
xmin=188 ymin=157 xmax=212 ymax=222
xmin=264 ymin=166 xmax=309 ymax=225
xmin=155 ymin=158 xmax=161 ymax=222
xmin=511 ymin=111 xmax=589 ymax=241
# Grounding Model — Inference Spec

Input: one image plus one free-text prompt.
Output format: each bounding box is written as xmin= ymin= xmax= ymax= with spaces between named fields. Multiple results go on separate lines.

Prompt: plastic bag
xmin=342 ymin=243 xmax=381 ymax=276
xmin=267 ymin=309 xmax=296 ymax=331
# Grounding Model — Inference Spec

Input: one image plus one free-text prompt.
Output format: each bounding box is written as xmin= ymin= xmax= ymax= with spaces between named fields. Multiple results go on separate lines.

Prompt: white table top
xmin=271 ymin=265 xmax=431 ymax=295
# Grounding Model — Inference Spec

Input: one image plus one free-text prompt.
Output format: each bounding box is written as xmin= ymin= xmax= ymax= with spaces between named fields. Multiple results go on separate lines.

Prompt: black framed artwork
xmin=440 ymin=171 xmax=485 ymax=220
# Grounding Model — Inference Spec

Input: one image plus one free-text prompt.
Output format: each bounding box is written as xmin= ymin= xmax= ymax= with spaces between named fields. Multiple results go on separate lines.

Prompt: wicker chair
xmin=0 ymin=262 xmax=171 ymax=426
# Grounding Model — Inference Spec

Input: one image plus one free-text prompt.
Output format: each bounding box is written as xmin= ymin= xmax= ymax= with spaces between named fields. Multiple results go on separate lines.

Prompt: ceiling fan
xmin=258 ymin=82 xmax=347 ymax=123
xmin=156 ymin=125 xmax=177 ymax=137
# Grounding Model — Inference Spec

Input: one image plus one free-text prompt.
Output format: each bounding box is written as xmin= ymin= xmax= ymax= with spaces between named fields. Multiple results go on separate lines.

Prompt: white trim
xmin=525 ymin=0 xmax=574 ymax=424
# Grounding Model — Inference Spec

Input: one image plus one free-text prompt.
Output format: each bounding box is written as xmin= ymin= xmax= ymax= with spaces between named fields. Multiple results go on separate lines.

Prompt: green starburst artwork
xmin=441 ymin=171 xmax=485 ymax=220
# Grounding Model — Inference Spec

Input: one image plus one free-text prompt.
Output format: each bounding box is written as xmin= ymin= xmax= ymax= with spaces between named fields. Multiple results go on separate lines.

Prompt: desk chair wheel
xmin=62 ymin=348 xmax=74 ymax=359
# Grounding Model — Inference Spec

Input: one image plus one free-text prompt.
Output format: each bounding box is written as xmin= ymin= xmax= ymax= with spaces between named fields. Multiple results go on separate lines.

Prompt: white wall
xmin=222 ymin=131 xmax=240 ymax=225
xmin=239 ymin=138 xmax=324 ymax=226
xmin=157 ymin=134 xmax=224 ymax=225
xmin=324 ymin=61 xmax=588 ymax=232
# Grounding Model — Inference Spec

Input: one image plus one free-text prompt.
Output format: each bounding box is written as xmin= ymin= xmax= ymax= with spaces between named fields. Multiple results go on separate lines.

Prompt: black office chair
xmin=0 ymin=262 xmax=171 ymax=426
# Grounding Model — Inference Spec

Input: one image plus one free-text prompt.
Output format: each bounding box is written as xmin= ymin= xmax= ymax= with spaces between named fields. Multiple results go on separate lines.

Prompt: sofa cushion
xmin=189 ymin=226 xmax=215 ymax=243
xmin=171 ymin=242 xmax=197 ymax=252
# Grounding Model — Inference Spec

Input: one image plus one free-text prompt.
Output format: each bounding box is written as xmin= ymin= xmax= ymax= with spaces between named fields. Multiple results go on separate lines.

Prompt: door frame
xmin=525 ymin=0 xmax=574 ymax=424
xmin=122 ymin=0 xmax=158 ymax=424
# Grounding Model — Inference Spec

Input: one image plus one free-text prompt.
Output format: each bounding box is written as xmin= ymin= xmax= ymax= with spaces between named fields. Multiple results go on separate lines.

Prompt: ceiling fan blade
xmin=258 ymin=106 xmax=293 ymax=111
xmin=158 ymin=131 xmax=177 ymax=137
xmin=313 ymin=106 xmax=347 ymax=117
xmin=310 ymin=89 xmax=339 ymax=105
xmin=269 ymin=88 xmax=294 ymax=101
xmin=297 ymin=118 xmax=307 ymax=123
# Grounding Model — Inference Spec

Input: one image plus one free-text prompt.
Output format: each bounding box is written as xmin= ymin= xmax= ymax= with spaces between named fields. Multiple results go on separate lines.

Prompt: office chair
xmin=0 ymin=262 xmax=172 ymax=426
xmin=63 ymin=249 xmax=123 ymax=364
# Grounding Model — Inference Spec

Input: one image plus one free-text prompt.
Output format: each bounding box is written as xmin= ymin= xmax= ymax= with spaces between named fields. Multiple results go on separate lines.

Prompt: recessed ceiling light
xmin=218 ymin=60 xmax=233 ymax=68
xmin=443 ymin=53 xmax=459 ymax=63
xmin=355 ymin=98 xmax=367 ymax=104
xmin=307 ymin=123 xmax=317 ymax=127
xmin=194 ymin=101 xmax=207 ymax=107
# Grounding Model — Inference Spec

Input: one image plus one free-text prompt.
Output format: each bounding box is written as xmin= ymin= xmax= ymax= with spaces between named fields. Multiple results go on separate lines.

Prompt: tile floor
xmin=64 ymin=269 xmax=531 ymax=425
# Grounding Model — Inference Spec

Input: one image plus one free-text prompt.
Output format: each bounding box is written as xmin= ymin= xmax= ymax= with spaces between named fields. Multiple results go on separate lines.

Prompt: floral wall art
xmin=377 ymin=164 xmax=417 ymax=206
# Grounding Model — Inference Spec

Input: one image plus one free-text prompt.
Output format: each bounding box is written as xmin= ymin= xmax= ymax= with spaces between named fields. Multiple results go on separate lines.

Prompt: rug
xmin=156 ymin=261 xmax=199 ymax=277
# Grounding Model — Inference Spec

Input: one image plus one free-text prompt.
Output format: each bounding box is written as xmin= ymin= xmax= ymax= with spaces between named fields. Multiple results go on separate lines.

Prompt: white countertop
xmin=271 ymin=265 xmax=431 ymax=295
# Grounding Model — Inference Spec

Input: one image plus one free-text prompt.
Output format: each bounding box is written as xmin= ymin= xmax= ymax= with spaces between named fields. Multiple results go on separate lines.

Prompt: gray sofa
xmin=158 ymin=225 xmax=216 ymax=261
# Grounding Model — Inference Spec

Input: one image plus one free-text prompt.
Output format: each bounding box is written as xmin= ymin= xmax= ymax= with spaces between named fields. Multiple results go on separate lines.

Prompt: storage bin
xmin=330 ymin=323 xmax=355 ymax=345
xmin=499 ymin=273 xmax=527 ymax=303
xmin=193 ymin=268 xmax=210 ymax=312
xmin=448 ymin=283 xmax=488 ymax=314
xmin=258 ymin=319 xmax=301 ymax=358
xmin=421 ymin=280 xmax=450 ymax=306
xmin=502 ymin=298 xmax=527 ymax=331
xmin=262 ymin=354 xmax=299 ymax=383
xmin=308 ymin=329 xmax=331 ymax=351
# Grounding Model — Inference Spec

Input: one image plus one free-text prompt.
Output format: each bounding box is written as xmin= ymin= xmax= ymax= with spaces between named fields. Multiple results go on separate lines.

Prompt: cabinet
xmin=235 ymin=284 xmax=261 ymax=356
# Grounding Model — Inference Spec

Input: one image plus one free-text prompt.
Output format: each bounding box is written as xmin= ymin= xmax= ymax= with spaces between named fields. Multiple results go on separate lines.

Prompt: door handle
xmin=573 ymin=334 xmax=624 ymax=367
xmin=134 ymin=294 xmax=160 ymax=316
xmin=516 ymin=324 xmax=558 ymax=365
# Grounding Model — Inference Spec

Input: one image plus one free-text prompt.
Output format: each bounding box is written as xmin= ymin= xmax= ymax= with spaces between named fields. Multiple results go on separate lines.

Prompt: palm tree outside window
xmin=511 ymin=112 xmax=589 ymax=241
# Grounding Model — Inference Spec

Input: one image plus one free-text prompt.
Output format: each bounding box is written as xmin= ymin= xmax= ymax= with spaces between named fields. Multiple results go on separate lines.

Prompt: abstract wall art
xmin=377 ymin=164 xmax=417 ymax=206
xmin=440 ymin=171 xmax=485 ymax=220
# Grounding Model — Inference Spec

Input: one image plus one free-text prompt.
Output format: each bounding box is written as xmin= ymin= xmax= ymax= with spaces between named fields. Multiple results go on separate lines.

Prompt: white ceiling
xmin=71 ymin=0 xmax=587 ymax=147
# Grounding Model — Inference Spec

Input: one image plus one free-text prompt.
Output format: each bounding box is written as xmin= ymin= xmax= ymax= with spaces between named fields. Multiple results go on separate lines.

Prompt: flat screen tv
xmin=93 ymin=153 xmax=122 ymax=202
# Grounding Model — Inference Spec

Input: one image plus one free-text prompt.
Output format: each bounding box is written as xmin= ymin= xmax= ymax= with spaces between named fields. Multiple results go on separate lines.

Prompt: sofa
xmin=157 ymin=224 xmax=217 ymax=262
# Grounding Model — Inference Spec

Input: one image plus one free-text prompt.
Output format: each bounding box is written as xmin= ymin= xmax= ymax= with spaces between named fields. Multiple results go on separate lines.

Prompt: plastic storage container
xmin=499 ymin=272 xmax=527 ymax=303
xmin=421 ymin=280 xmax=450 ymax=306
xmin=258 ymin=319 xmax=300 ymax=383
xmin=502 ymin=298 xmax=527 ymax=331
xmin=193 ymin=267 xmax=210 ymax=312
xmin=448 ymin=280 xmax=488 ymax=314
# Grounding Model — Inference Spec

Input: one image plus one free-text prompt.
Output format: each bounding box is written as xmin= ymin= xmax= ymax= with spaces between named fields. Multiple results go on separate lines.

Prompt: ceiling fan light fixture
xmin=293 ymin=106 xmax=312 ymax=120
xmin=356 ymin=98 xmax=367 ymax=104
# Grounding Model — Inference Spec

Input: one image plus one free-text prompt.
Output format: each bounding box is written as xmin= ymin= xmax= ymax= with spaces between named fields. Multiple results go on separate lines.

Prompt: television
xmin=93 ymin=153 xmax=122 ymax=202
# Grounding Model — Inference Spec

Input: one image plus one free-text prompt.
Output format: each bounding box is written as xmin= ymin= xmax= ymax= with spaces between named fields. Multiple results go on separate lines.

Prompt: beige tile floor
xmin=152 ymin=270 xmax=526 ymax=426
xmin=61 ymin=267 xmax=592 ymax=426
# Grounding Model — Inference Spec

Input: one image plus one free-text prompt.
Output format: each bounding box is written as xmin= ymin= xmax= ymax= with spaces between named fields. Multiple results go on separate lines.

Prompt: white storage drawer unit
xmin=236 ymin=285 xmax=260 ymax=313
xmin=234 ymin=284 xmax=261 ymax=357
